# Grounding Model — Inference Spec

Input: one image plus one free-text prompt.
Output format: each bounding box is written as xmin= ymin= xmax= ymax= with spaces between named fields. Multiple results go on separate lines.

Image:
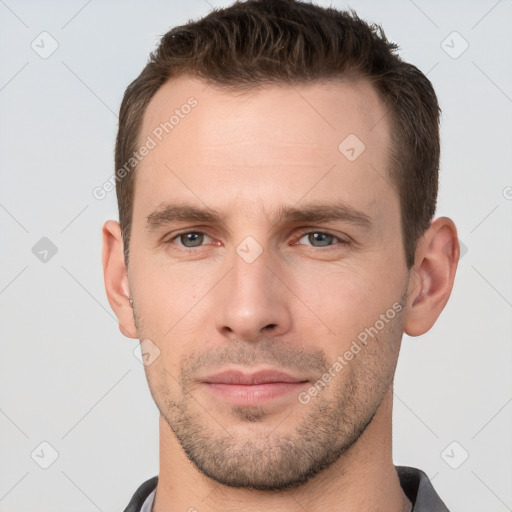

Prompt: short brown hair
xmin=115 ymin=0 xmax=440 ymax=269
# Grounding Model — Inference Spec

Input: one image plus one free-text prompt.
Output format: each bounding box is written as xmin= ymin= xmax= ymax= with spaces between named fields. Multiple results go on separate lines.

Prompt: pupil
xmin=310 ymin=233 xmax=331 ymax=247
xmin=182 ymin=233 xmax=202 ymax=247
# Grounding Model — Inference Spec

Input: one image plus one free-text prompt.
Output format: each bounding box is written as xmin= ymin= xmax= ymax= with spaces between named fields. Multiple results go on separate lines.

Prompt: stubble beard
xmin=154 ymin=343 xmax=396 ymax=491
xmin=133 ymin=296 xmax=405 ymax=491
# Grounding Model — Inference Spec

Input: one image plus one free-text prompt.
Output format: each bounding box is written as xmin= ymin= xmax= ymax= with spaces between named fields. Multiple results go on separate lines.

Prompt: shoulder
xmin=122 ymin=476 xmax=158 ymax=512
xmin=396 ymin=465 xmax=451 ymax=512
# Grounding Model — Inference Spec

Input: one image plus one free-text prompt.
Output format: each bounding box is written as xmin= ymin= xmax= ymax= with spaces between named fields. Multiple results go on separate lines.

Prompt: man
xmin=102 ymin=1 xmax=459 ymax=510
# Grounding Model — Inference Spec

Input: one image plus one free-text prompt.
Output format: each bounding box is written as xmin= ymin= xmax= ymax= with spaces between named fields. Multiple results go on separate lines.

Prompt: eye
xmin=168 ymin=231 xmax=213 ymax=248
xmin=296 ymin=231 xmax=348 ymax=248
xmin=165 ymin=230 xmax=348 ymax=251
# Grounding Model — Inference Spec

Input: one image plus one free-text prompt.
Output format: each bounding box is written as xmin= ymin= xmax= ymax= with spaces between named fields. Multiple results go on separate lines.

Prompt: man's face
xmin=127 ymin=76 xmax=410 ymax=490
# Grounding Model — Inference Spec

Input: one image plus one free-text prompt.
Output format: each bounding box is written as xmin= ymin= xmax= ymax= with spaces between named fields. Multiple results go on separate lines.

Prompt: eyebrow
xmin=145 ymin=201 xmax=373 ymax=232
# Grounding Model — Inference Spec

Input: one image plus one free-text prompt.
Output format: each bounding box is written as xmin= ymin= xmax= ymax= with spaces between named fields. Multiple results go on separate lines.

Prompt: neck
xmin=153 ymin=389 xmax=410 ymax=512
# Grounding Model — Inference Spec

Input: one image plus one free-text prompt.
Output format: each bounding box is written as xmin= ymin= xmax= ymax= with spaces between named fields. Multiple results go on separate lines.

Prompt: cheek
xmin=130 ymin=258 xmax=222 ymax=375
xmin=290 ymin=260 xmax=403 ymax=349
xmin=131 ymin=257 xmax=205 ymax=324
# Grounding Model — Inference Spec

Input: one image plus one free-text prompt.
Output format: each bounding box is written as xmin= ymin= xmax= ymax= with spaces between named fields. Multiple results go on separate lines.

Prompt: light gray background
xmin=1 ymin=0 xmax=511 ymax=511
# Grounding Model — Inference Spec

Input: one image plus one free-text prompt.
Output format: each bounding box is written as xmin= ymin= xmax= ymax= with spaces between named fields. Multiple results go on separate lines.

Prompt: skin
xmin=102 ymin=75 xmax=459 ymax=511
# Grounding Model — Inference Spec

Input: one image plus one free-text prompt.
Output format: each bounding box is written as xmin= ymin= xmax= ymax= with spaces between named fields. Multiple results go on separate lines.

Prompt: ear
xmin=101 ymin=220 xmax=138 ymax=339
xmin=403 ymin=217 xmax=460 ymax=337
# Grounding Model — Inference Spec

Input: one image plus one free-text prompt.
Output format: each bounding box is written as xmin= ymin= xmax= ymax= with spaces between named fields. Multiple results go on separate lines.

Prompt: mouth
xmin=201 ymin=369 xmax=309 ymax=406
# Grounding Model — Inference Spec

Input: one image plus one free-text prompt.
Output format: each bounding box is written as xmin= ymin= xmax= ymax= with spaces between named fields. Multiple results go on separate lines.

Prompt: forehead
xmin=140 ymin=75 xmax=391 ymax=155
xmin=133 ymin=74 xmax=395 ymax=224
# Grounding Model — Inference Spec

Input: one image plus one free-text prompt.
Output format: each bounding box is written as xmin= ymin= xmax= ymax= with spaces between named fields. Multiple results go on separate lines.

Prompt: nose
xmin=213 ymin=246 xmax=293 ymax=342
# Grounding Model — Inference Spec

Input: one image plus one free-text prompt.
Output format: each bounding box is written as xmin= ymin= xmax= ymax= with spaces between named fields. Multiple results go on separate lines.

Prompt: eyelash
xmin=165 ymin=229 xmax=350 ymax=251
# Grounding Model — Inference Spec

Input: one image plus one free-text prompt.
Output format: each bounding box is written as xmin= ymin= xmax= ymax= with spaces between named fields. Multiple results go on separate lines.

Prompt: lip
xmin=201 ymin=369 xmax=309 ymax=407
xmin=202 ymin=369 xmax=307 ymax=385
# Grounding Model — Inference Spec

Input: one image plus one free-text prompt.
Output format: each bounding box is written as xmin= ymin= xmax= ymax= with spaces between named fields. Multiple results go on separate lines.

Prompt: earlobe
xmin=101 ymin=220 xmax=138 ymax=339
xmin=403 ymin=217 xmax=460 ymax=337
